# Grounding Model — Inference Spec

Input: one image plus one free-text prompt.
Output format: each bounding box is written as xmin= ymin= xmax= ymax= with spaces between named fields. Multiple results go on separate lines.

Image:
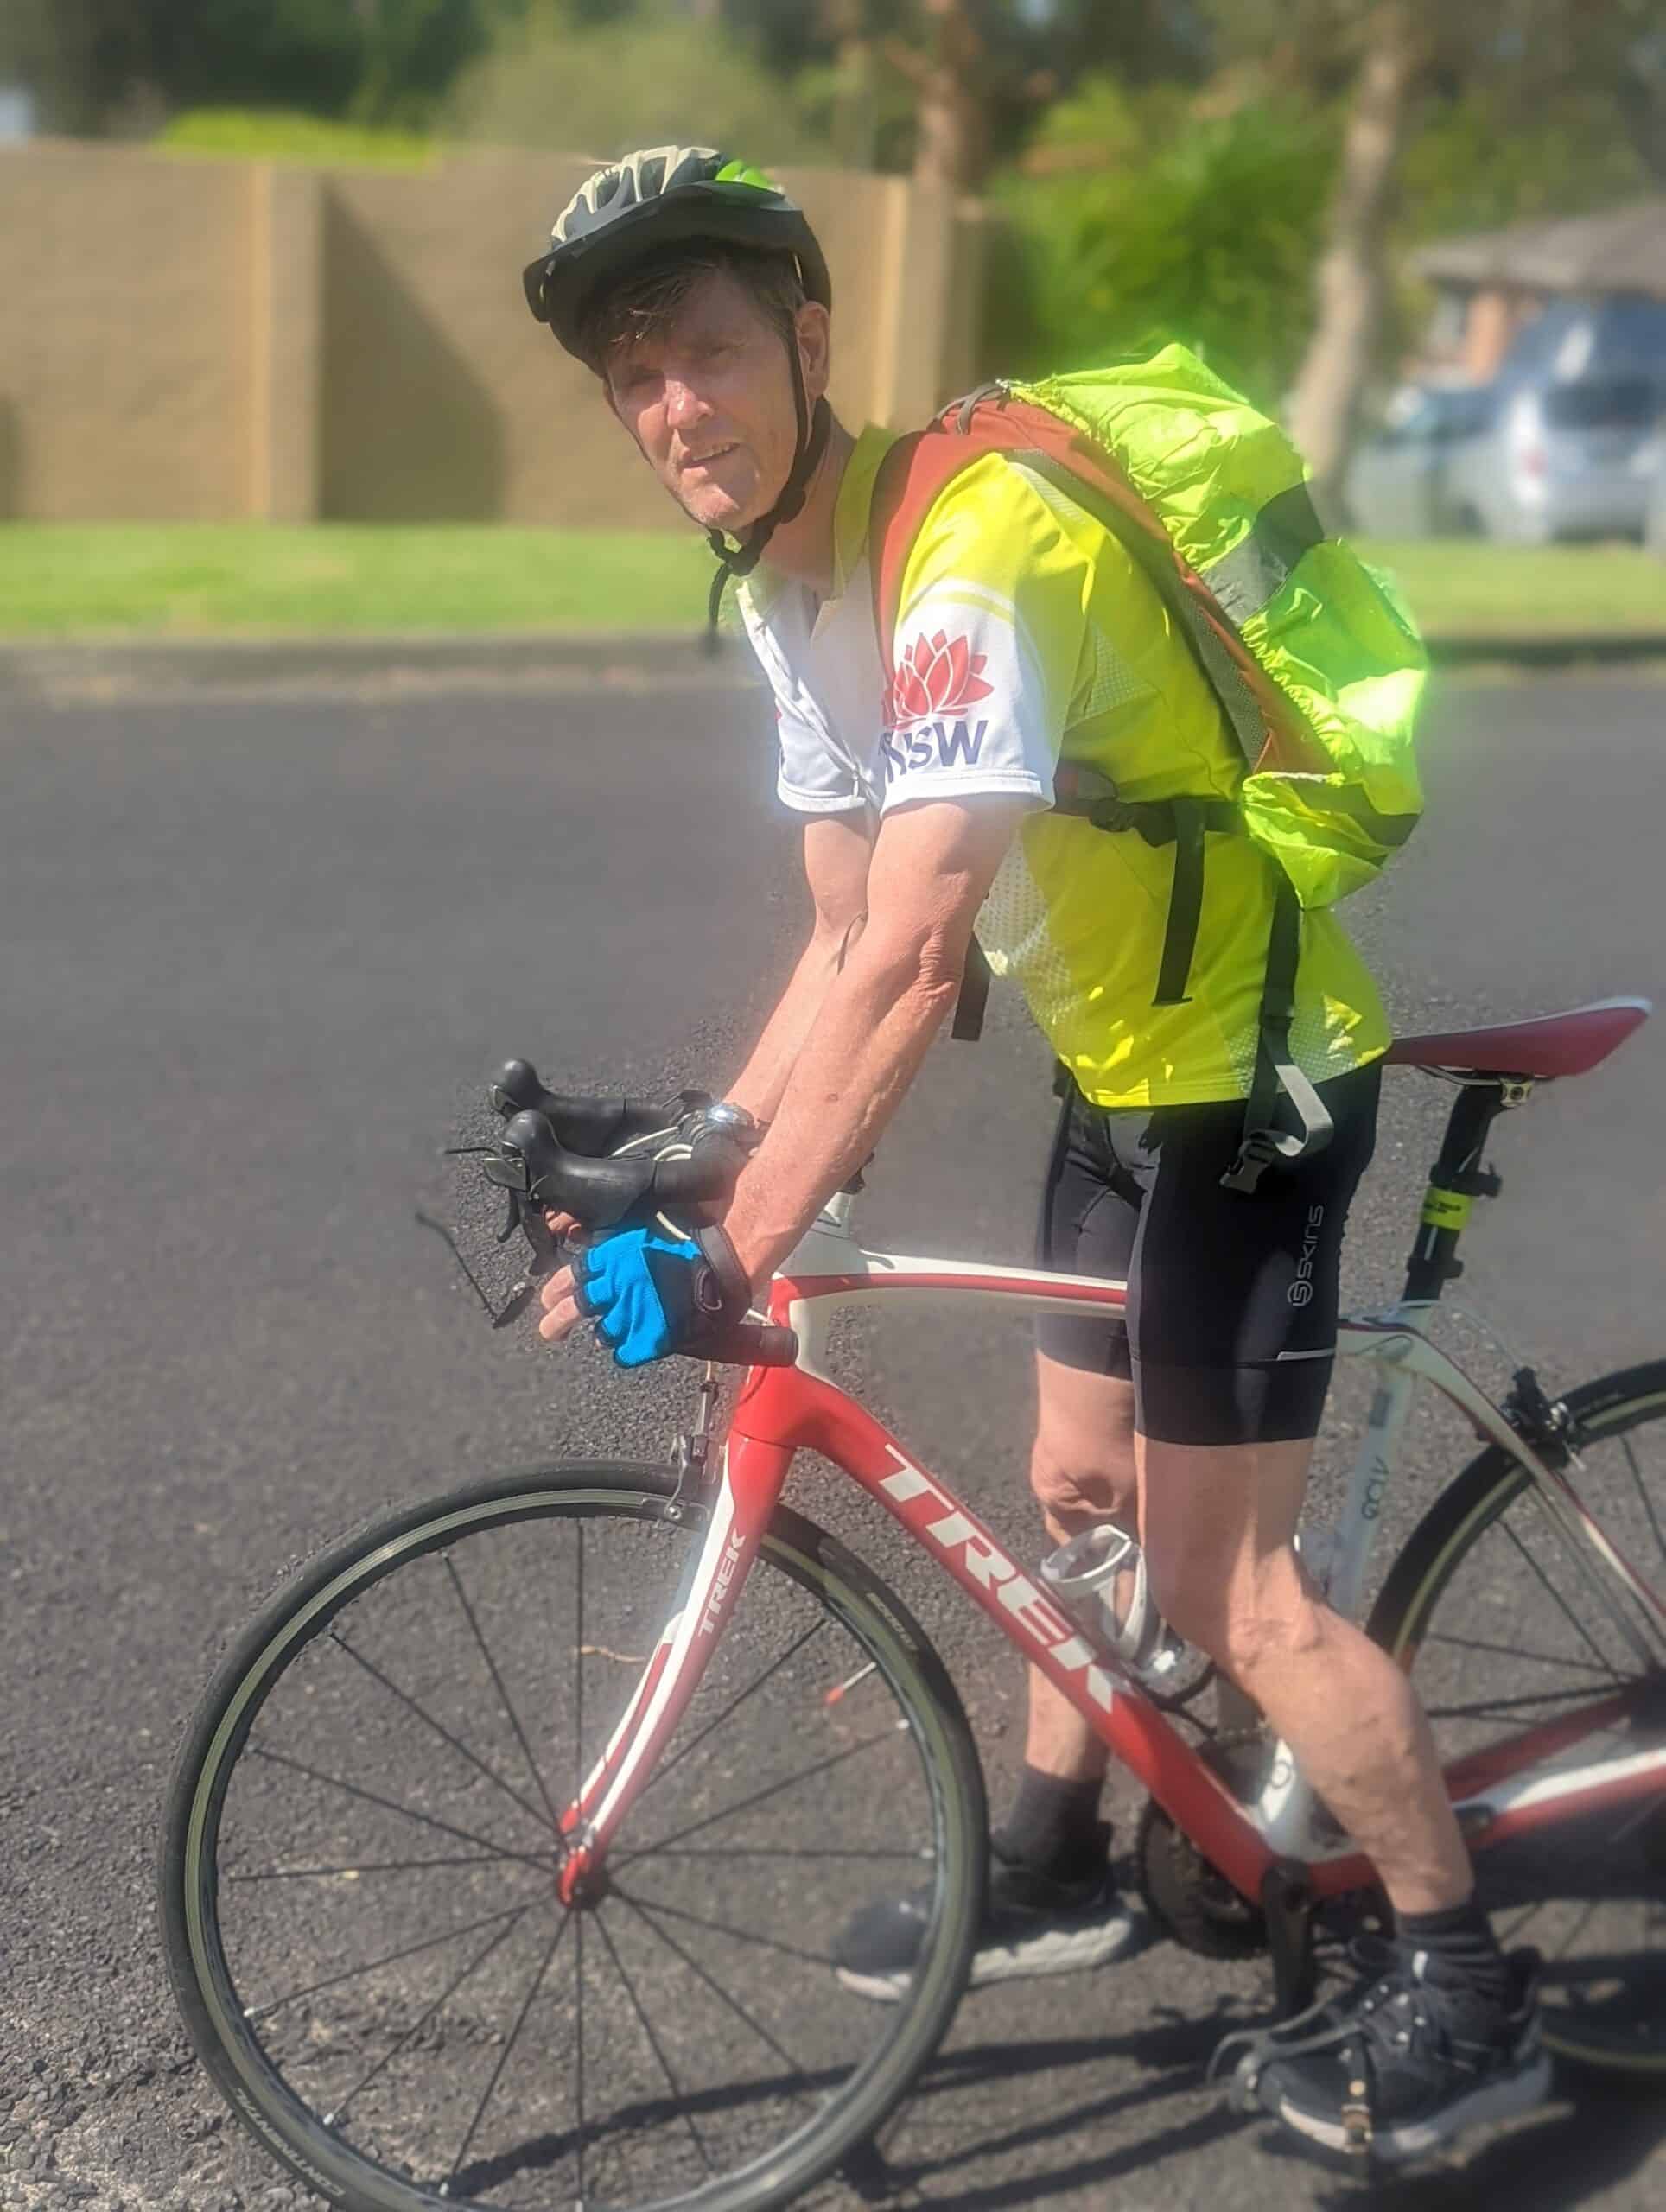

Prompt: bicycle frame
xmin=556 ymin=1197 xmax=1666 ymax=1911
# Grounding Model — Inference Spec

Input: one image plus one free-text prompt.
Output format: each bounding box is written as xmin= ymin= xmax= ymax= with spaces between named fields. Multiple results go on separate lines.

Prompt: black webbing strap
xmin=1220 ymin=873 xmax=1334 ymax=1194
xmin=1052 ymin=764 xmax=1238 ymax=1007
xmin=1155 ymin=797 xmax=1207 ymax=1007
xmin=952 ymin=934 xmax=994 ymax=1040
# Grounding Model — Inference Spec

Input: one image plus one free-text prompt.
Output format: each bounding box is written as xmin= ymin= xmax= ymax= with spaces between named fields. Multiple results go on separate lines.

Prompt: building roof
xmin=1413 ymin=199 xmax=1666 ymax=298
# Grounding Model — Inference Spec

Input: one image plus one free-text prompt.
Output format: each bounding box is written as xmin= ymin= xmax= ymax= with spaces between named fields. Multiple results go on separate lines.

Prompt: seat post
xmin=1400 ymin=1080 xmax=1515 ymax=1305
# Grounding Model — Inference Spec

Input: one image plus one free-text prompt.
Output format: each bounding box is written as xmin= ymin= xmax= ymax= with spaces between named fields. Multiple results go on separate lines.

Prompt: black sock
xmin=995 ymin=1765 xmax=1108 ymax=1885
xmin=1396 ymin=1898 xmax=1513 ymax=2005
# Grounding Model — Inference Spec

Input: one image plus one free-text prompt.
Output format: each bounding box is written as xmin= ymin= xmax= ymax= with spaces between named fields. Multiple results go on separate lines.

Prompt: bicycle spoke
xmin=1606 ymin=1789 xmax=1666 ymax=1852
xmin=1619 ymin=1432 xmax=1666 ymax=1570
xmin=614 ymin=1889 xmax=817 ymax=2100
xmin=327 ymin=1628 xmax=553 ymax=1836
xmin=643 ymin=1619 xmax=828 ymax=1802
xmin=575 ymin=1521 xmax=585 ymax=1807
xmin=227 ymin=1853 xmax=529 ymax=1881
xmin=620 ymin=1726 xmax=904 ymax=1861
xmin=444 ymin=1554 xmax=563 ymax=1834
xmin=248 ymin=1901 xmax=533 ymax=2021
xmin=1500 ymin=1518 xmax=1625 ymax=1681
xmin=1424 ymin=1630 xmax=1614 ymax=1676
xmin=1554 ymin=1899 xmax=1599 ymax=1961
xmin=446 ymin=1911 xmax=572 ymax=2189
xmin=575 ymin=1908 xmax=586 ymax=2210
xmin=590 ymin=1909 xmax=713 ymax=2178
xmin=247 ymin=1746 xmax=552 ymax=1870
xmin=1497 ymin=1902 xmax=1548 ymax=1946
xmin=612 ymin=1886 xmax=833 ymax=1970
xmin=642 ymin=1843 xmax=925 ymax=1864
xmin=322 ymin=1906 xmax=532 ymax=2126
xmin=1426 ymin=1683 xmax=1632 ymax=1723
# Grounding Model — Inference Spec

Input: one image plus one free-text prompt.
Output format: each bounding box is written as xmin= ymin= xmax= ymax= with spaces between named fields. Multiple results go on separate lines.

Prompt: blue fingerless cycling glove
xmin=572 ymin=1224 xmax=747 ymax=1369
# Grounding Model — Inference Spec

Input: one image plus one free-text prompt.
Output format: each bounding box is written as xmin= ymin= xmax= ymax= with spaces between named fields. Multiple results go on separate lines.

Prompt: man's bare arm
xmin=537 ymin=798 xmax=1024 ymax=1347
xmin=721 ymin=797 xmax=1027 ymax=1287
xmin=723 ymin=812 xmax=873 ymax=1124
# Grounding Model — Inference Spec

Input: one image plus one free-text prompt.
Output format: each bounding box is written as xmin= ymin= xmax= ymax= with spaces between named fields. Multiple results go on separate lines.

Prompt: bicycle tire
xmin=160 ymin=1462 xmax=988 ymax=2212
xmin=1369 ymin=1362 xmax=1666 ymax=2078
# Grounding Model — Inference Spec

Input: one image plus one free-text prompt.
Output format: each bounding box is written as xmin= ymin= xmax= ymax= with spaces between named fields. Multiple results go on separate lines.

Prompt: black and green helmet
xmin=523 ymin=144 xmax=832 ymax=361
xmin=524 ymin=145 xmax=836 ymax=634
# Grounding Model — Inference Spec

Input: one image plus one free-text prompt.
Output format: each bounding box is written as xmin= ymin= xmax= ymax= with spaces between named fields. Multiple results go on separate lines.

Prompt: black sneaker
xmin=834 ymin=1827 xmax=1138 ymax=2003
xmin=1211 ymin=1938 xmax=1551 ymax=2165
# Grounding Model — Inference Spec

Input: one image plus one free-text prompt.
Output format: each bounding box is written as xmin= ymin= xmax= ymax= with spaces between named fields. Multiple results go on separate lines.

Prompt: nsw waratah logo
xmin=884 ymin=630 xmax=995 ymax=728
xmin=880 ymin=629 xmax=996 ymax=780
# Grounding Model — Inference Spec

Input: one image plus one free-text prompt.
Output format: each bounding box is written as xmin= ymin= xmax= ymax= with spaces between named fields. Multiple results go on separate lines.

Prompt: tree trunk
xmin=898 ymin=0 xmax=988 ymax=194
xmin=1288 ymin=3 xmax=1430 ymax=518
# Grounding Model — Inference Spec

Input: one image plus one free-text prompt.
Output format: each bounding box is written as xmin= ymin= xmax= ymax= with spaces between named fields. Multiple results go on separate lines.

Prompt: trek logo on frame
xmin=877 ymin=1448 xmax=1117 ymax=1713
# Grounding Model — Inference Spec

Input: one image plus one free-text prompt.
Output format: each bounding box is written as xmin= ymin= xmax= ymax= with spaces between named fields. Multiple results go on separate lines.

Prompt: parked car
xmin=1347 ymin=295 xmax=1666 ymax=542
xmin=1345 ymin=381 xmax=1494 ymax=537
xmin=1446 ymin=370 xmax=1663 ymax=543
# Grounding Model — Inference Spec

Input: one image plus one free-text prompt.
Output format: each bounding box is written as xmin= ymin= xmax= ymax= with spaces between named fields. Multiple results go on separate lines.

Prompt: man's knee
xmin=1028 ymin=1430 xmax=1133 ymax=1539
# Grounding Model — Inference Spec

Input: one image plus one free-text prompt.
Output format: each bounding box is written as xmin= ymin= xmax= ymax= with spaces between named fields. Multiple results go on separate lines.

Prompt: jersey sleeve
xmin=773 ymin=697 xmax=868 ymax=815
xmin=737 ymin=575 xmax=870 ymax=817
xmin=876 ymin=456 xmax=1095 ymax=817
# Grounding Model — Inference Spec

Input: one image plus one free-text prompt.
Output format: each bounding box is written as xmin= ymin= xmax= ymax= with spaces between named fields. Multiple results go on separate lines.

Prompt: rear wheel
xmin=1370 ymin=1365 xmax=1666 ymax=2076
xmin=161 ymin=1464 xmax=987 ymax=2211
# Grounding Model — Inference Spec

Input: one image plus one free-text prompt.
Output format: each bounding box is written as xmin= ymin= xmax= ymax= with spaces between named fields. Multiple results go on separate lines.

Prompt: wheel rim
xmin=1384 ymin=1390 xmax=1666 ymax=2073
xmin=170 ymin=1478 xmax=977 ymax=2209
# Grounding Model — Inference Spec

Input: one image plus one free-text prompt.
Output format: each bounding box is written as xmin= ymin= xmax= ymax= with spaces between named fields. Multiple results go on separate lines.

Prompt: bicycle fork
xmin=556 ymin=1422 xmax=792 ymax=1904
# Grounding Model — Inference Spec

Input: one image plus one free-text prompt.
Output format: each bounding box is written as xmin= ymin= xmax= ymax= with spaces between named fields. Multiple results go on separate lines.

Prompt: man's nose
xmin=663 ymin=378 xmax=711 ymax=433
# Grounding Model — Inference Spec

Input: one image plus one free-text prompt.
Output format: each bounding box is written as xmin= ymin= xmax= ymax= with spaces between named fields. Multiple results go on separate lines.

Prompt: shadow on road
xmin=855 ymin=2007 xmax=1246 ymax=2207
xmin=1294 ymin=2077 xmax=1666 ymax=2212
xmin=860 ymin=2022 xmax=1666 ymax=2210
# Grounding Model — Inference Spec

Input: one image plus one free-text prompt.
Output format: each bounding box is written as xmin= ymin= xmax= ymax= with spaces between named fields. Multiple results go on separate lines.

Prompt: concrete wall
xmin=0 ymin=139 xmax=985 ymax=524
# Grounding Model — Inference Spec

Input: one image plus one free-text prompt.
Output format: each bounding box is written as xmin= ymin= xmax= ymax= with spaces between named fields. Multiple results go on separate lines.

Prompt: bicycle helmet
xmin=525 ymin=146 xmax=834 ymax=629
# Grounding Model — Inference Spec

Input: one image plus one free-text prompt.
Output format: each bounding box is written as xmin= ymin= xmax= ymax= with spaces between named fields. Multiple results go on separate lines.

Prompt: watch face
xmin=705 ymin=1101 xmax=753 ymax=1132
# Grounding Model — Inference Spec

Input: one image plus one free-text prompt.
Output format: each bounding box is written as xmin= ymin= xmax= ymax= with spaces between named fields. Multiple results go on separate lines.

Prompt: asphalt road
xmin=2 ymin=658 xmax=1663 ymax=2212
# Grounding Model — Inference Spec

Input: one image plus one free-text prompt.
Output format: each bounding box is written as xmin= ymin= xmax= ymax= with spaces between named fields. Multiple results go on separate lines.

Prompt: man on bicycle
xmin=526 ymin=147 xmax=1547 ymax=2164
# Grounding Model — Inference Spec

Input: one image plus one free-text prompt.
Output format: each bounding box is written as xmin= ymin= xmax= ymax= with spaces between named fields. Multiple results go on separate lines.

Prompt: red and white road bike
xmin=164 ymin=998 xmax=1666 ymax=2212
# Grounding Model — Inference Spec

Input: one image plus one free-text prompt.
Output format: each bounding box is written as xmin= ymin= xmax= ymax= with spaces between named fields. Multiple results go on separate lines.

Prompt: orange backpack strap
xmin=868 ymin=389 xmax=1326 ymax=781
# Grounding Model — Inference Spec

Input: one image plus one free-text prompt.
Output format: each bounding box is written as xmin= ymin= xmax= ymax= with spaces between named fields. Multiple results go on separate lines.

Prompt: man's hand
xmin=539 ymin=1224 xmax=750 ymax=1366
xmin=537 ymin=1258 xmax=583 ymax=1344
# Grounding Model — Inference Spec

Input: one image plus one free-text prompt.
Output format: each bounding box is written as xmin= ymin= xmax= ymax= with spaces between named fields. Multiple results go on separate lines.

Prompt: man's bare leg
xmin=1137 ymin=1432 xmax=1472 ymax=1914
xmin=1024 ymin=1354 xmax=1137 ymax=1781
xmin=1027 ymin=1353 xmax=1471 ymax=1910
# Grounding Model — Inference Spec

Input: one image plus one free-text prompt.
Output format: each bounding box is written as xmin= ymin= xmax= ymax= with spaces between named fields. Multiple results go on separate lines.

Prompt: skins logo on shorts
xmin=880 ymin=630 xmax=995 ymax=781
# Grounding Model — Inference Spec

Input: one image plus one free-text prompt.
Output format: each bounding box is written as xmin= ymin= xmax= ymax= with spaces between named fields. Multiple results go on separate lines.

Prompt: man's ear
xmin=795 ymin=301 xmax=832 ymax=406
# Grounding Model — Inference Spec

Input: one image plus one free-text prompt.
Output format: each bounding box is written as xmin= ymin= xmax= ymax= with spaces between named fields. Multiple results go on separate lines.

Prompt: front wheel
xmin=1370 ymin=1363 xmax=1666 ymax=2077
xmin=161 ymin=1463 xmax=988 ymax=2212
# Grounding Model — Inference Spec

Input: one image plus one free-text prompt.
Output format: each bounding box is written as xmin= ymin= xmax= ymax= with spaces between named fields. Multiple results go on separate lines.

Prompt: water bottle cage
xmin=1040 ymin=1524 xmax=1170 ymax=1676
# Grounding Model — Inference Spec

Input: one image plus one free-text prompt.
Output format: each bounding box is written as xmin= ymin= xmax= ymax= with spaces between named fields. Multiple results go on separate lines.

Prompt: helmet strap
xmin=703 ymin=337 xmax=830 ymax=645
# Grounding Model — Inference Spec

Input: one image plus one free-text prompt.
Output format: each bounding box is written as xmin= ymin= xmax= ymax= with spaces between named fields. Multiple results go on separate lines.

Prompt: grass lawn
xmin=1364 ymin=539 xmax=1666 ymax=639
xmin=0 ymin=525 xmax=712 ymax=639
xmin=3 ymin=524 xmax=1665 ymax=642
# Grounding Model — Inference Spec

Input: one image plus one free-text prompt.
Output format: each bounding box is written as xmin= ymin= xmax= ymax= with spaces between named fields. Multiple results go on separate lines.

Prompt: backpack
xmin=868 ymin=344 xmax=1428 ymax=1193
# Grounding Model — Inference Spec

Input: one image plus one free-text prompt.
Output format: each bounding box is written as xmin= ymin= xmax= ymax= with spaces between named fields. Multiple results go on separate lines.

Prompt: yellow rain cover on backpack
xmin=1011 ymin=344 xmax=1428 ymax=911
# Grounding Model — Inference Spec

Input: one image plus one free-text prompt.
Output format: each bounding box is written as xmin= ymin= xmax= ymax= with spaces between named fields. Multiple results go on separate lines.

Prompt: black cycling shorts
xmin=1035 ymin=1062 xmax=1381 ymax=1447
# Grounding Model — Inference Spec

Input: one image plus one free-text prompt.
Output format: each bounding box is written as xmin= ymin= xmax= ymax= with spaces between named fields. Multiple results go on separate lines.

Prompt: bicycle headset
xmin=523 ymin=144 xmax=834 ymax=627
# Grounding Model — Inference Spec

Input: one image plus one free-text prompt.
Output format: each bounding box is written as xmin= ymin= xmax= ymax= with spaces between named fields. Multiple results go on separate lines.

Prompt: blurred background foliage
xmin=3 ymin=1 xmax=1663 ymax=427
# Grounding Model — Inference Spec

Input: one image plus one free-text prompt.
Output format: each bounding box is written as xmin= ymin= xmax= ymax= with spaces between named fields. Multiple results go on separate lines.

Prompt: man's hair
xmin=577 ymin=242 xmax=808 ymax=380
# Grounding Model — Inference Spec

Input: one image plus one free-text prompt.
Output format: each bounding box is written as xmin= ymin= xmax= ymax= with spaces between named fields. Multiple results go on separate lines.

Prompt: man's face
xmin=605 ymin=267 xmax=823 ymax=534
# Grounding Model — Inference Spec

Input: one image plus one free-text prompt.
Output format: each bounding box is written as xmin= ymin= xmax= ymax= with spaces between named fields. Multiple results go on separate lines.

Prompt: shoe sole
xmin=836 ymin=1909 xmax=1139 ymax=2005
xmin=1269 ymin=2048 xmax=1553 ymax=2164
